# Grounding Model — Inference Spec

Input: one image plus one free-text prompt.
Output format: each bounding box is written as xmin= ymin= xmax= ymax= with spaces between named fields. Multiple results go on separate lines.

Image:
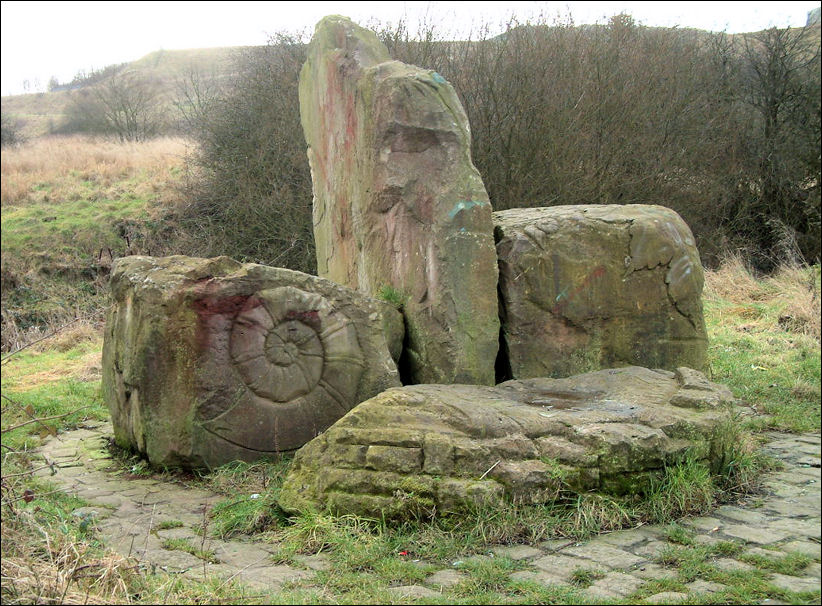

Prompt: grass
xmin=704 ymin=255 xmax=821 ymax=432
xmin=649 ymin=540 xmax=820 ymax=604
xmin=2 ymin=136 xmax=820 ymax=602
xmin=1 ymin=317 xmax=819 ymax=604
xmin=1 ymin=135 xmax=187 ymax=351
xmin=206 ymin=459 xmax=292 ymax=538
xmin=160 ymin=537 xmax=219 ymax=564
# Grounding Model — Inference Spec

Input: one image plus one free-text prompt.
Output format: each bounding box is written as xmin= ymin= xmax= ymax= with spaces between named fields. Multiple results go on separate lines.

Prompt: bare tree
xmin=62 ymin=71 xmax=164 ymax=142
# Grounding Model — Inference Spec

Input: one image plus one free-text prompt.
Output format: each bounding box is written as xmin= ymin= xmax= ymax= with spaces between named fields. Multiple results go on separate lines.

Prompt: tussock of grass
xmin=705 ymin=254 xmax=821 ymax=341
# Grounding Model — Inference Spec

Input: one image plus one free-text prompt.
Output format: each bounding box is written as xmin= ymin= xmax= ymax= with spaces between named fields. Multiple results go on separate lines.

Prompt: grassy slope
xmin=4 ymin=21 xmax=817 ymax=139
xmin=1 ymin=136 xmax=187 ymax=348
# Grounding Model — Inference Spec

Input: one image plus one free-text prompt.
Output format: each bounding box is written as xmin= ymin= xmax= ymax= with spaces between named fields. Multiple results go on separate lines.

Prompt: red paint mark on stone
xmin=551 ymin=265 xmax=607 ymax=315
xmin=286 ymin=309 xmax=321 ymax=329
xmin=192 ymin=295 xmax=264 ymax=351
xmin=193 ymin=295 xmax=262 ymax=317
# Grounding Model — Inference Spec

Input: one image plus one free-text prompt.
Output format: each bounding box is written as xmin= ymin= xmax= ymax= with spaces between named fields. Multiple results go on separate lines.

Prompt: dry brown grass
xmin=1 ymin=512 xmax=137 ymax=604
xmin=1 ymin=135 xmax=189 ymax=207
xmin=705 ymin=253 xmax=821 ymax=340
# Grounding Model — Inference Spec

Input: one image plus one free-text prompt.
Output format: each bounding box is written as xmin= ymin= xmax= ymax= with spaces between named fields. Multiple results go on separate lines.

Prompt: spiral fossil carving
xmin=229 ymin=286 xmax=365 ymax=408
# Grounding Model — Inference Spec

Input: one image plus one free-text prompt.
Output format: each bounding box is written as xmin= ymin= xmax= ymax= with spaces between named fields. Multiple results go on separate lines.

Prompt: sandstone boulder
xmin=278 ymin=366 xmax=742 ymax=518
xmin=299 ymin=16 xmax=499 ymax=385
xmin=494 ymin=205 xmax=708 ymax=379
xmin=102 ymin=255 xmax=401 ymax=469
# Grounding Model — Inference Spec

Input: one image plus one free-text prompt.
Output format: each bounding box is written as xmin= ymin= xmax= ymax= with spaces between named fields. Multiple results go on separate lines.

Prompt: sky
xmin=1 ymin=1 xmax=820 ymax=96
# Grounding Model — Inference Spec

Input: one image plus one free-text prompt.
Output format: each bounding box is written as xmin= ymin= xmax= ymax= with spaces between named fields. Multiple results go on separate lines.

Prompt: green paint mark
xmin=448 ymin=200 xmax=487 ymax=219
xmin=432 ymin=72 xmax=447 ymax=84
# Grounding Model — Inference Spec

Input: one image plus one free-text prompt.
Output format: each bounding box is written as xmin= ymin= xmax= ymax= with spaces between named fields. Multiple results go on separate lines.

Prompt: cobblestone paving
xmin=37 ymin=424 xmax=821 ymax=602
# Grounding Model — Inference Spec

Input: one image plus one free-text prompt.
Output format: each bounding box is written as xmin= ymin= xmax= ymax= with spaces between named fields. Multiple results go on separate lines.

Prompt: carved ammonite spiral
xmin=228 ymin=286 xmax=365 ymax=406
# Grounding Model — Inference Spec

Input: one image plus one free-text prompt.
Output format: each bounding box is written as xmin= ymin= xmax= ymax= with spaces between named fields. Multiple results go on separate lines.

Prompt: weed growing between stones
xmin=739 ymin=551 xmax=814 ymax=576
xmin=159 ymin=537 xmax=219 ymax=563
xmin=376 ymin=284 xmax=406 ymax=309
xmin=650 ymin=540 xmax=820 ymax=605
xmin=568 ymin=567 xmax=606 ymax=588
xmin=204 ymin=458 xmax=293 ymax=538
xmin=662 ymin=523 xmax=696 ymax=546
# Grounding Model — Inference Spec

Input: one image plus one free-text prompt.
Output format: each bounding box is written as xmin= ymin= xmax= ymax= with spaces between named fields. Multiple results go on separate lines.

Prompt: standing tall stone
xmin=299 ymin=16 xmax=499 ymax=385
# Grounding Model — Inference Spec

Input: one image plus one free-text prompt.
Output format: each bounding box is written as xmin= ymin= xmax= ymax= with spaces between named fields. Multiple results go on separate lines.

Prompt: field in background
xmin=1 ymin=135 xmax=188 ymax=351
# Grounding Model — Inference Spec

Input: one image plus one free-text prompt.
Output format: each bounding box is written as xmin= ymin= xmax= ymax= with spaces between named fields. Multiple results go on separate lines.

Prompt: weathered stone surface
xmin=300 ymin=15 xmax=499 ymax=385
xmin=494 ymin=205 xmax=708 ymax=379
xmin=102 ymin=255 xmax=400 ymax=469
xmin=278 ymin=366 xmax=742 ymax=518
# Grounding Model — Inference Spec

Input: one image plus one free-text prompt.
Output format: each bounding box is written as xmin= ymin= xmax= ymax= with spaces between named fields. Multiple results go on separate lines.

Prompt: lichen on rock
xmin=494 ymin=205 xmax=708 ymax=379
xmin=278 ymin=366 xmax=746 ymax=518
xmin=299 ymin=15 xmax=499 ymax=385
xmin=102 ymin=255 xmax=401 ymax=469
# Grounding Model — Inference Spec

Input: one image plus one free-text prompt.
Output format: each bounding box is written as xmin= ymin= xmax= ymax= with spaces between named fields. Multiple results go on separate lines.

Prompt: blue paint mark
xmin=432 ymin=72 xmax=447 ymax=84
xmin=555 ymin=287 xmax=569 ymax=302
xmin=448 ymin=200 xmax=487 ymax=219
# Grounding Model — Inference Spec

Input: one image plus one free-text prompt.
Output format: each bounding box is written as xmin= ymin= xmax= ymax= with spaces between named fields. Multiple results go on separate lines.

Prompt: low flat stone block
xmin=644 ymin=591 xmax=689 ymax=603
xmin=715 ymin=505 xmax=769 ymax=525
xmin=586 ymin=572 xmax=644 ymax=598
xmin=426 ymin=569 xmax=465 ymax=589
xmin=685 ymin=579 xmax=727 ymax=594
xmin=279 ymin=367 xmax=743 ymax=518
xmin=532 ymin=553 xmax=607 ymax=577
xmin=386 ymin=585 xmax=440 ymax=599
xmin=633 ymin=540 xmax=672 ymax=558
xmin=294 ymin=554 xmax=331 ymax=571
xmin=721 ymin=524 xmax=791 ymax=545
xmin=492 ymin=545 xmax=544 ymax=560
xmin=713 ymin=558 xmax=755 ymax=572
xmin=633 ymin=562 xmax=678 ymax=579
xmin=780 ymin=540 xmax=822 ymax=559
xmin=593 ymin=526 xmax=662 ymax=548
xmin=563 ymin=543 xmax=647 ymax=569
xmin=509 ymin=570 xmax=570 ymax=587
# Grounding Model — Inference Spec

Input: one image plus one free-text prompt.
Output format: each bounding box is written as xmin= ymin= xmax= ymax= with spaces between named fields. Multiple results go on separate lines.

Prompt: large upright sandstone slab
xmin=278 ymin=366 xmax=743 ymax=519
xmin=101 ymin=255 xmax=401 ymax=469
xmin=494 ymin=205 xmax=708 ymax=379
xmin=299 ymin=16 xmax=499 ymax=385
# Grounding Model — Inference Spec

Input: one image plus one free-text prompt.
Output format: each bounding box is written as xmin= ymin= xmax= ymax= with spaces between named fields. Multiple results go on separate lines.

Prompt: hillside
xmin=1 ymin=46 xmax=257 ymax=138
xmin=3 ymin=21 xmax=818 ymax=140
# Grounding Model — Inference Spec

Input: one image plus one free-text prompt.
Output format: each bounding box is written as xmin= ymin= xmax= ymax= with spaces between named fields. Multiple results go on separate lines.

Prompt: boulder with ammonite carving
xmin=102 ymin=255 xmax=401 ymax=469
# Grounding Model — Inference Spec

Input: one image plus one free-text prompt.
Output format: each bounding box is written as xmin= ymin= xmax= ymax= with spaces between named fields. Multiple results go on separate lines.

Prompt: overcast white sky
xmin=1 ymin=1 xmax=820 ymax=96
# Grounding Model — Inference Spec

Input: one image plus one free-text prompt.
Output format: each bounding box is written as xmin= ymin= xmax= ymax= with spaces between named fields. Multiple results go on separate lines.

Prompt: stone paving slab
xmin=644 ymin=591 xmax=688 ymax=603
xmin=34 ymin=424 xmax=822 ymax=601
xmin=36 ymin=424 xmax=312 ymax=589
xmin=585 ymin=571 xmax=644 ymax=599
xmin=562 ymin=543 xmax=647 ymax=569
xmin=491 ymin=545 xmax=543 ymax=560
